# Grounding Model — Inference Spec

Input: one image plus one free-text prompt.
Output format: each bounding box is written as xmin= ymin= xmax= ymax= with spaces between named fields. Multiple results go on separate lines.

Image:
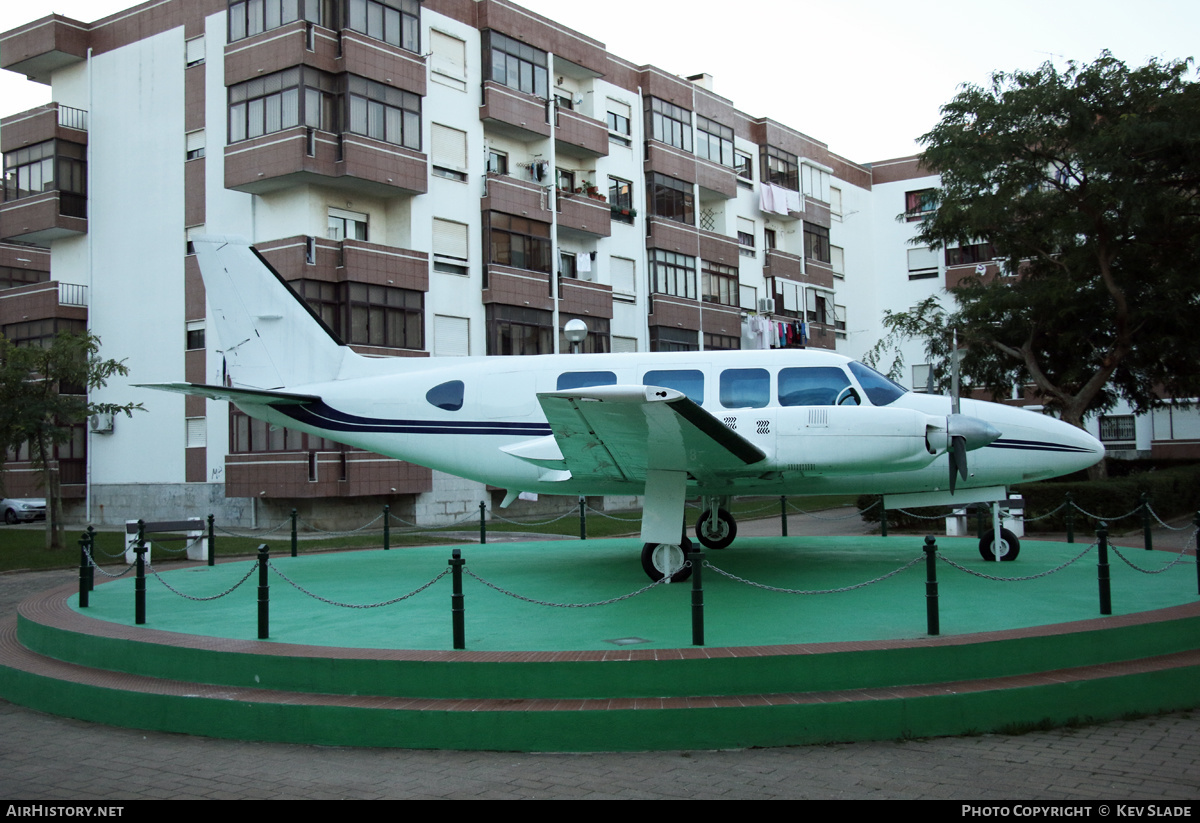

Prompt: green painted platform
xmin=2 ymin=536 xmax=1199 ymax=751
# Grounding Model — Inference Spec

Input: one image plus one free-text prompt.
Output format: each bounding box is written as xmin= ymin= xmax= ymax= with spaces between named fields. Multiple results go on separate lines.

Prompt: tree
xmin=0 ymin=331 xmax=142 ymax=550
xmin=876 ymin=52 xmax=1200 ymax=440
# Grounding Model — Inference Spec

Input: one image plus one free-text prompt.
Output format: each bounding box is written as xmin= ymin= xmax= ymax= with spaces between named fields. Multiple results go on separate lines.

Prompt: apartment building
xmin=3 ymin=1 xmax=1189 ymax=525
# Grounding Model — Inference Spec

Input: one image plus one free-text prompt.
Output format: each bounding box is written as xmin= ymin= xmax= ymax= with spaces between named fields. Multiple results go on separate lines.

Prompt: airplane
xmin=140 ymin=236 xmax=1105 ymax=582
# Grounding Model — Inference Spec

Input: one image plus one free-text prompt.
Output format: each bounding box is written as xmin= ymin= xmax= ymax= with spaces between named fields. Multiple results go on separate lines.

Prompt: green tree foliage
xmin=873 ymin=52 xmax=1200 ymax=431
xmin=0 ymin=331 xmax=142 ymax=549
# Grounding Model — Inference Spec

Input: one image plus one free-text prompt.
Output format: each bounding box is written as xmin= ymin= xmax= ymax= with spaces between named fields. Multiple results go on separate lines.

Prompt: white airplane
xmin=141 ymin=237 xmax=1104 ymax=581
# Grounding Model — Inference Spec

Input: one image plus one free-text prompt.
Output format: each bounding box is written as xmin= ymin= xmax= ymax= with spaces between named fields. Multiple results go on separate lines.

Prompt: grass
xmin=0 ymin=495 xmax=859 ymax=573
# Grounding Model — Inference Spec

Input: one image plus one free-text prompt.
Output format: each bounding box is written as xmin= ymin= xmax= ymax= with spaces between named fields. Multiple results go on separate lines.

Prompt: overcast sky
xmin=1 ymin=0 xmax=1196 ymax=163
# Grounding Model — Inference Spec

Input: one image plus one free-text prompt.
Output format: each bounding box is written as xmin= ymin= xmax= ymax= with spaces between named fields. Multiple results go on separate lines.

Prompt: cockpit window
xmin=720 ymin=368 xmax=769 ymax=409
xmin=643 ymin=369 xmax=704 ymax=405
xmin=557 ymin=371 xmax=617 ymax=391
xmin=426 ymin=380 xmax=464 ymax=411
xmin=778 ymin=367 xmax=858 ymax=406
xmin=848 ymin=361 xmax=907 ymax=407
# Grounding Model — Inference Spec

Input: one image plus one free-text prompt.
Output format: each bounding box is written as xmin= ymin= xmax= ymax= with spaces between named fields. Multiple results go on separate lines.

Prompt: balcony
xmin=483 ymin=173 xmax=553 ymax=220
xmin=480 ymin=81 xmax=551 ymax=141
xmin=559 ymin=277 xmax=612 ymax=319
xmin=763 ymin=248 xmax=803 ymax=281
xmin=556 ymin=190 xmax=611 ymax=238
xmin=554 ymin=107 xmax=607 ymax=159
xmin=0 ymin=280 xmax=87 ymax=330
xmin=256 ymin=235 xmax=429 ymax=294
xmin=0 ymin=191 xmax=86 ymax=245
xmin=1 ymin=103 xmax=87 ymax=153
xmin=225 ymin=126 xmax=427 ymax=197
xmin=225 ymin=451 xmax=432 ymax=499
xmin=0 ymin=15 xmax=88 ymax=85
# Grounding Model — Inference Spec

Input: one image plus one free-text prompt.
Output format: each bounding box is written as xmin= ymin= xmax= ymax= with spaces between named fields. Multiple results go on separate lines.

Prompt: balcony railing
xmin=58 ymin=281 xmax=86 ymax=306
xmin=57 ymin=105 xmax=87 ymax=131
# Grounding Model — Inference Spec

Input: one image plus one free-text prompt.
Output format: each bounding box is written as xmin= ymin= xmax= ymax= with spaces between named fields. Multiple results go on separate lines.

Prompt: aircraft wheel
xmin=695 ymin=508 xmax=737 ymax=550
xmin=979 ymin=528 xmax=1020 ymax=561
xmin=641 ymin=538 xmax=693 ymax=583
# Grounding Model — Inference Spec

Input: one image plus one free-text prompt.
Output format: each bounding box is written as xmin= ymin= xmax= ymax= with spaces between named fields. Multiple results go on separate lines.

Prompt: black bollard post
xmin=450 ymin=549 xmax=465 ymax=650
xmin=135 ymin=520 xmax=146 ymax=625
xmin=690 ymin=545 xmax=705 ymax=647
xmin=383 ymin=505 xmax=390 ymax=551
xmin=257 ymin=544 xmax=270 ymax=639
xmin=924 ymin=536 xmax=939 ymax=636
xmin=479 ymin=501 xmax=486 ymax=545
xmin=880 ymin=507 xmax=888 ymax=538
xmin=1097 ymin=522 xmax=1112 ymax=616
xmin=85 ymin=525 xmax=95 ymax=593
xmin=290 ymin=508 xmax=298 ymax=558
xmin=1065 ymin=493 xmax=1075 ymax=544
xmin=1142 ymin=493 xmax=1153 ymax=552
xmin=78 ymin=532 xmax=90 ymax=608
xmin=780 ymin=495 xmax=788 ymax=537
xmin=207 ymin=514 xmax=215 ymax=566
xmin=579 ymin=497 xmax=587 ymax=541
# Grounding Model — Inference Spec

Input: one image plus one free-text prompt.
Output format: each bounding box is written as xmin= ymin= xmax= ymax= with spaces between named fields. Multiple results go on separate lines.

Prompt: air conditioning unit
xmin=757 ymin=297 xmax=776 ymax=313
xmin=90 ymin=413 xmax=114 ymax=434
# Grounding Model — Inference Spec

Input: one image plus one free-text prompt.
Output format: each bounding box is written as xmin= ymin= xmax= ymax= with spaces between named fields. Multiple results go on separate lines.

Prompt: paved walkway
xmin=2 ymin=559 xmax=1199 ymax=800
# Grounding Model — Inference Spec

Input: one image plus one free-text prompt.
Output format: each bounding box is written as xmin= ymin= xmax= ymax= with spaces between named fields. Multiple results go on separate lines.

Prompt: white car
xmin=2 ymin=498 xmax=46 ymax=524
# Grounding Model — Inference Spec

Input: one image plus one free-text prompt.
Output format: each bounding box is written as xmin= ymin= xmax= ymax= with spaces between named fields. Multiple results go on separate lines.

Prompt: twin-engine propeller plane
xmin=141 ymin=237 xmax=1104 ymax=581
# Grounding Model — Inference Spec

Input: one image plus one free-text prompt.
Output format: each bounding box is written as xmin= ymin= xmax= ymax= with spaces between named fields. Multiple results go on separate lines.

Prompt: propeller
xmin=945 ymin=330 xmax=1000 ymax=493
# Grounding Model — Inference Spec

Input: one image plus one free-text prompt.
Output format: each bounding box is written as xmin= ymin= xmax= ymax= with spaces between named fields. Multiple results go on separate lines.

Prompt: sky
xmin=0 ymin=0 xmax=1197 ymax=163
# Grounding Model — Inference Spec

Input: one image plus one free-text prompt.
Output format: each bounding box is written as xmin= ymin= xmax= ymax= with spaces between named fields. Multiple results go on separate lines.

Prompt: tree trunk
xmin=37 ymin=435 xmax=65 ymax=550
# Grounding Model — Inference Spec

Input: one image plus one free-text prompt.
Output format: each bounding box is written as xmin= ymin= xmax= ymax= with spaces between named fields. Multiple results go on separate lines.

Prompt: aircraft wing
xmin=534 ymin=385 xmax=766 ymax=482
xmin=135 ymin=383 xmax=321 ymax=406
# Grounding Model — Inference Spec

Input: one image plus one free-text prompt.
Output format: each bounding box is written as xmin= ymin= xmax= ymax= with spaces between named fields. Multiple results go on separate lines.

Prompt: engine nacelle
xmin=772 ymin=406 xmax=945 ymax=476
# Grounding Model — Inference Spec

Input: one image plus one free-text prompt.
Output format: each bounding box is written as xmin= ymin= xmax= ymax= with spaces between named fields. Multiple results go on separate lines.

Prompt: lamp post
xmin=564 ymin=318 xmax=588 ymax=354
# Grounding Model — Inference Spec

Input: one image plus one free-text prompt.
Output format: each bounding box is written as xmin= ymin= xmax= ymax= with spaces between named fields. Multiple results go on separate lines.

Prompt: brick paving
xmin=2 ymin=565 xmax=1200 ymax=799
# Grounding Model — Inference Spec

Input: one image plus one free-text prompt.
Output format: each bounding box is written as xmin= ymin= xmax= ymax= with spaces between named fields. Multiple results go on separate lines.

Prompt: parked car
xmin=2 ymin=498 xmax=46 ymax=524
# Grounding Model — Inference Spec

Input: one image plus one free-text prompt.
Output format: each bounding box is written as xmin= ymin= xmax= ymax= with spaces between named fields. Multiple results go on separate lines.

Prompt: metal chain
xmin=1023 ymin=501 xmax=1068 ymax=521
xmin=267 ymin=559 xmax=449 ymax=608
xmin=1108 ymin=537 xmax=1197 ymax=574
xmin=146 ymin=560 xmax=259 ymax=600
xmin=1149 ymin=508 xmax=1194 ymax=531
xmin=216 ymin=519 xmax=291 ymax=538
xmin=84 ymin=547 xmax=136 ymax=578
xmin=152 ymin=534 xmax=206 ymax=555
xmin=487 ymin=510 xmax=576 ymax=526
xmin=89 ymin=543 xmax=129 ymax=558
xmin=1071 ymin=503 xmax=1141 ymax=522
xmin=703 ymin=554 xmax=924 ymax=595
xmin=297 ymin=512 xmax=384 ymax=536
xmin=584 ymin=506 xmax=642 ymax=522
xmin=937 ymin=542 xmax=1096 ymax=581
xmin=790 ymin=505 xmax=872 ymax=521
xmin=464 ymin=566 xmax=668 ymax=606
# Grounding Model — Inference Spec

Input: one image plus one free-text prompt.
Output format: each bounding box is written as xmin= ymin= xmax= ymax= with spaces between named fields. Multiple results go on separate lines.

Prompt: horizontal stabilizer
xmin=135 ymin=383 xmax=320 ymax=406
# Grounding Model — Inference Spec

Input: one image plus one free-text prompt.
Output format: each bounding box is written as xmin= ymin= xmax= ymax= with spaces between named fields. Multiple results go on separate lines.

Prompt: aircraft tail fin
xmin=192 ymin=236 xmax=347 ymax=390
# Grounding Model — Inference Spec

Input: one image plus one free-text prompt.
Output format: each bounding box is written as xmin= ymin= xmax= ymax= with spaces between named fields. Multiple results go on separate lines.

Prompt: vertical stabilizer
xmin=193 ymin=236 xmax=347 ymax=390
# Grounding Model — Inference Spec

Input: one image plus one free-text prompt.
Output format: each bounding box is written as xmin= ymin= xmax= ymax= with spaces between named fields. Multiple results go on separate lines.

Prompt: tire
xmin=641 ymin=538 xmax=693 ymax=583
xmin=695 ymin=508 xmax=737 ymax=550
xmin=979 ymin=528 xmax=1020 ymax=561
xmin=4 ymin=509 xmax=16 ymax=526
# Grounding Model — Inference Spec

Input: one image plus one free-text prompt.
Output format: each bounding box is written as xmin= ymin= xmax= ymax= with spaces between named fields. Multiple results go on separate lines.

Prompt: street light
xmin=564 ymin=318 xmax=588 ymax=354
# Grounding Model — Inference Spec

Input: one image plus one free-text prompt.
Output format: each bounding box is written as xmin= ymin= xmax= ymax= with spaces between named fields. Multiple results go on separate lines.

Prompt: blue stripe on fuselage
xmin=273 ymin=401 xmax=552 ymax=436
xmin=986 ymin=438 xmax=1094 ymax=453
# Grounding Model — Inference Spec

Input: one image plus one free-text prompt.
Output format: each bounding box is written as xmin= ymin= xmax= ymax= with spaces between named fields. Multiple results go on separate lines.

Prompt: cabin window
xmin=719 ymin=369 xmax=769 ymax=409
xmin=848 ymin=361 xmax=907 ymax=407
xmin=426 ymin=380 xmax=464 ymax=411
xmin=778 ymin=367 xmax=857 ymax=407
xmin=643 ymin=369 xmax=704 ymax=405
xmin=557 ymin=371 xmax=617 ymax=391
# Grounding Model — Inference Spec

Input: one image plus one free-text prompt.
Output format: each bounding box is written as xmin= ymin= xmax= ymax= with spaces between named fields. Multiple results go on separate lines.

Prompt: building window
xmin=484 ymin=30 xmax=548 ymax=99
xmin=488 ymin=212 xmax=551 ymax=274
xmin=431 ymin=123 xmax=467 ymax=180
xmin=609 ymin=176 xmax=634 ymax=222
xmin=650 ymin=327 xmax=698 ymax=353
xmin=607 ymin=99 xmax=631 ymax=146
xmin=801 ymin=163 xmax=830 ymax=203
xmin=345 ymin=75 xmax=420 ymax=150
xmin=3 ymin=140 xmax=86 ymax=202
xmin=227 ymin=67 xmax=336 ymax=143
xmin=429 ymin=29 xmax=467 ymax=90
xmin=1099 ymin=415 xmax=1136 ymax=443
xmin=186 ymin=321 xmax=205 ymax=350
xmin=487 ymin=149 xmax=508 ymax=175
xmin=344 ymin=0 xmax=420 ymax=53
xmin=912 ymin=364 xmax=932 ymax=393
xmin=762 ymin=146 xmax=799 ymax=191
xmin=611 ymin=256 xmax=636 ymax=298
xmin=345 ymin=282 xmax=422 ymax=349
xmin=702 ymin=260 xmax=739 ymax=306
xmin=646 ymin=97 xmax=692 ymax=152
xmin=649 ymin=249 xmax=696 ymax=300
xmin=696 ymin=116 xmax=734 ymax=167
xmin=0 ymin=266 xmax=49 ymax=291
xmin=834 ymin=304 xmax=847 ymax=339
xmin=764 ymin=228 xmax=777 ymax=250
xmin=830 ymin=186 xmax=843 ymax=220
xmin=185 ymin=36 xmax=205 ymax=67
xmin=734 ymin=150 xmax=753 ymax=185
xmin=646 ymin=173 xmax=694 ymax=225
xmin=559 ymin=251 xmax=578 ymax=279
xmin=905 ymin=189 xmax=937 ymax=221
xmin=487 ymin=305 xmax=552 ymax=355
xmin=231 ymin=410 xmax=341 ymax=453
xmin=433 ymin=218 xmax=469 ymax=275
xmin=297 ymin=280 xmax=341 ymax=331
xmin=558 ymin=314 xmax=610 ymax=354
xmin=704 ymin=332 xmax=740 ymax=351
xmin=185 ymin=131 xmax=206 ymax=160
xmin=228 ymin=0 xmax=328 ymax=42
xmin=328 ymin=208 xmax=368 ymax=241
xmin=831 ymin=245 xmax=845 ymax=277
xmin=907 ymin=246 xmax=939 ymax=280
xmin=737 ymin=217 xmax=755 ymax=257
xmin=803 ymin=223 xmax=830 ymax=264
xmin=555 ymin=167 xmax=575 ymax=192
xmin=945 ymin=242 xmax=996 ymax=266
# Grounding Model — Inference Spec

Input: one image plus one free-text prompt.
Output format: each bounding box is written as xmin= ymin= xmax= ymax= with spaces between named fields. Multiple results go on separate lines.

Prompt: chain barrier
xmin=89 ymin=543 xmax=130 ymax=558
xmin=149 ymin=534 xmax=206 ymax=555
xmin=584 ymin=505 xmax=642 ymax=522
xmin=487 ymin=509 xmax=576 ymax=526
xmin=1150 ymin=509 xmax=1194 ymax=531
xmin=297 ymin=512 xmax=384 ymax=536
xmin=216 ymin=519 xmax=291 ymax=538
xmin=464 ymin=565 xmax=669 ymax=606
xmin=146 ymin=560 xmax=259 ymax=601
xmin=895 ymin=508 xmax=953 ymax=521
xmin=937 ymin=542 xmax=1097 ymax=581
xmin=1023 ymin=501 xmax=1068 ymax=522
xmin=1071 ymin=503 xmax=1143 ymax=522
xmin=704 ymin=554 xmax=924 ymax=595
xmin=1108 ymin=535 xmax=1198 ymax=575
xmin=267 ymin=559 xmax=449 ymax=608
xmin=84 ymin=547 xmax=136 ymax=578
xmin=787 ymin=503 xmax=871 ymax=520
